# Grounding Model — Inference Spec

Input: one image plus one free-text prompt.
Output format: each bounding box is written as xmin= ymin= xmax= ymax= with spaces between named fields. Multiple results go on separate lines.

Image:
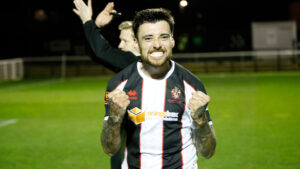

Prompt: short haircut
xmin=132 ymin=8 xmax=175 ymax=39
xmin=118 ymin=21 xmax=133 ymax=30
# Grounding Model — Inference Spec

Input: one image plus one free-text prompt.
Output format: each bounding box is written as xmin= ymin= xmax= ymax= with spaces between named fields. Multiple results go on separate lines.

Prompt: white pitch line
xmin=0 ymin=119 xmax=18 ymax=128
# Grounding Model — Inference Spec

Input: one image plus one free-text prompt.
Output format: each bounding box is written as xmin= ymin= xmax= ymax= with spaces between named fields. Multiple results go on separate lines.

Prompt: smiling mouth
xmin=150 ymin=52 xmax=164 ymax=58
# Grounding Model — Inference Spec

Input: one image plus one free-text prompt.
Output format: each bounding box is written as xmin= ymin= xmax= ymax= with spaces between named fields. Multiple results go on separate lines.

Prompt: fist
xmin=108 ymin=89 xmax=130 ymax=116
xmin=188 ymin=91 xmax=210 ymax=125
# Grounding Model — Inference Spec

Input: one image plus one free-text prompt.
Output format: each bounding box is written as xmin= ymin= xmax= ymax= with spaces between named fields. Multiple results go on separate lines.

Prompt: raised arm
xmin=73 ymin=0 xmax=137 ymax=73
xmin=94 ymin=2 xmax=115 ymax=28
xmin=101 ymin=89 xmax=130 ymax=156
xmin=73 ymin=0 xmax=92 ymax=24
xmin=73 ymin=0 xmax=115 ymax=28
xmin=188 ymin=91 xmax=217 ymax=159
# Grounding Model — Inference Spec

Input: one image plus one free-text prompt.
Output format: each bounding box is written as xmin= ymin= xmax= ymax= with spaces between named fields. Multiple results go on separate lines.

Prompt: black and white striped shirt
xmin=104 ymin=60 xmax=212 ymax=169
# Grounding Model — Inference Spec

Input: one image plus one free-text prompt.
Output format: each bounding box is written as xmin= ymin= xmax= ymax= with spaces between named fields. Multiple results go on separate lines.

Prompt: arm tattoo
xmin=192 ymin=122 xmax=217 ymax=159
xmin=101 ymin=102 xmax=126 ymax=156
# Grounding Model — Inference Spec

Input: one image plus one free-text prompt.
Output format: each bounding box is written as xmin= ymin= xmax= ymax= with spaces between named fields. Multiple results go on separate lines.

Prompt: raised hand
xmin=188 ymin=91 xmax=210 ymax=126
xmin=95 ymin=2 xmax=117 ymax=28
xmin=101 ymin=89 xmax=129 ymax=156
xmin=108 ymin=89 xmax=130 ymax=122
xmin=73 ymin=0 xmax=92 ymax=24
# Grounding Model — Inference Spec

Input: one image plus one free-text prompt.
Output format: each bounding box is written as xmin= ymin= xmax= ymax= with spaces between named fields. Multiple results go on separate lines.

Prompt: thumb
xmin=72 ymin=9 xmax=79 ymax=16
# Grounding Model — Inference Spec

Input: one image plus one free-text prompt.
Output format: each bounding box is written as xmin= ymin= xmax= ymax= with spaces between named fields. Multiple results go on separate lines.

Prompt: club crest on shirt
xmin=168 ymin=86 xmax=183 ymax=104
xmin=171 ymin=86 xmax=181 ymax=99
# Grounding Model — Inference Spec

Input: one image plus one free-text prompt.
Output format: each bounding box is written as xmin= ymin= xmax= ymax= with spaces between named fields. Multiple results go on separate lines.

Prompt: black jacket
xmin=83 ymin=20 xmax=138 ymax=73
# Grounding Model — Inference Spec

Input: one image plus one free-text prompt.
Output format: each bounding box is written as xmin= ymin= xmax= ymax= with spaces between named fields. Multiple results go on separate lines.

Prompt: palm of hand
xmin=95 ymin=12 xmax=113 ymax=28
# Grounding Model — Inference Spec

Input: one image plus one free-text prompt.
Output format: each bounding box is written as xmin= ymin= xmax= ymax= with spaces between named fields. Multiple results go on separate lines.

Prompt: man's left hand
xmin=73 ymin=0 xmax=93 ymax=24
xmin=188 ymin=91 xmax=210 ymax=126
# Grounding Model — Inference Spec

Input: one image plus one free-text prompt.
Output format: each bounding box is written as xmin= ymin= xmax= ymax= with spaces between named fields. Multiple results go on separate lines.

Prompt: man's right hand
xmin=108 ymin=89 xmax=130 ymax=122
xmin=95 ymin=2 xmax=117 ymax=28
xmin=73 ymin=0 xmax=93 ymax=24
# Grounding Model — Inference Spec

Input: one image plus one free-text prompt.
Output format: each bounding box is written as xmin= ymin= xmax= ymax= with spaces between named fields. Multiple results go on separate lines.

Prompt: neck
xmin=140 ymin=61 xmax=171 ymax=79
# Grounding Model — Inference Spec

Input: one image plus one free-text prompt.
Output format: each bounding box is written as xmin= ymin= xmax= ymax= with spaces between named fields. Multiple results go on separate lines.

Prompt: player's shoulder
xmin=173 ymin=62 xmax=206 ymax=90
xmin=107 ymin=61 xmax=138 ymax=88
xmin=174 ymin=62 xmax=201 ymax=82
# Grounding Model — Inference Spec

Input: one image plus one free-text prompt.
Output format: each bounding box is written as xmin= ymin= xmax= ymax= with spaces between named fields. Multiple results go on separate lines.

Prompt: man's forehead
xmin=120 ymin=29 xmax=134 ymax=38
xmin=138 ymin=21 xmax=171 ymax=35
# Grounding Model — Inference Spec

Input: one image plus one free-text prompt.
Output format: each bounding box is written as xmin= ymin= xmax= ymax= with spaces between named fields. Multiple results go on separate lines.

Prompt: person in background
xmin=73 ymin=0 xmax=139 ymax=73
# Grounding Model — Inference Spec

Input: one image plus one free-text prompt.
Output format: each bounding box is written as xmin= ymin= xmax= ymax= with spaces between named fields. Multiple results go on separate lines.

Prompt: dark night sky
xmin=1 ymin=0 xmax=300 ymax=58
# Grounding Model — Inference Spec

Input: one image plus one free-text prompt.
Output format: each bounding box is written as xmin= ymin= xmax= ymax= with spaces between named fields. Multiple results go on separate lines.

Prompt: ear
xmin=134 ymin=37 xmax=138 ymax=44
xmin=171 ymin=36 xmax=175 ymax=48
xmin=133 ymin=38 xmax=139 ymax=46
xmin=134 ymin=38 xmax=140 ymax=50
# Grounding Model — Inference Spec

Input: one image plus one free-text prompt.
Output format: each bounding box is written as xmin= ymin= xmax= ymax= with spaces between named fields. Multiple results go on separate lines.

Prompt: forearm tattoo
xmin=101 ymin=117 xmax=122 ymax=156
xmin=109 ymin=100 xmax=126 ymax=121
xmin=193 ymin=123 xmax=217 ymax=158
xmin=101 ymin=102 xmax=125 ymax=156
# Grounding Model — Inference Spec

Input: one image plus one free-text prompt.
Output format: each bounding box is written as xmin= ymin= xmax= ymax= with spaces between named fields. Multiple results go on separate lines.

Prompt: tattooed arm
xmin=189 ymin=91 xmax=217 ymax=159
xmin=101 ymin=89 xmax=130 ymax=156
xmin=192 ymin=111 xmax=217 ymax=158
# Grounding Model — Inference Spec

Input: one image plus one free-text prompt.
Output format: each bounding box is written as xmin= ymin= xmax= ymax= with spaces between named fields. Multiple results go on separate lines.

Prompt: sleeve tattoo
xmin=101 ymin=101 xmax=126 ymax=156
xmin=192 ymin=121 xmax=217 ymax=159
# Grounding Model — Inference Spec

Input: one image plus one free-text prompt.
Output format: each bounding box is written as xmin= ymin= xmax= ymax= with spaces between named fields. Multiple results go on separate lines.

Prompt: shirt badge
xmin=168 ymin=86 xmax=183 ymax=104
xmin=128 ymin=90 xmax=137 ymax=100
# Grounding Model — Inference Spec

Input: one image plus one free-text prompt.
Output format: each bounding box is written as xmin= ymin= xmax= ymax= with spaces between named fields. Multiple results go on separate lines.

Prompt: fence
xmin=173 ymin=50 xmax=300 ymax=73
xmin=6 ymin=49 xmax=300 ymax=79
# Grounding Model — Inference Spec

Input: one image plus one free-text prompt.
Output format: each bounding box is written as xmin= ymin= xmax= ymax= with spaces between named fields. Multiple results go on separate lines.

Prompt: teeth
xmin=150 ymin=52 xmax=163 ymax=58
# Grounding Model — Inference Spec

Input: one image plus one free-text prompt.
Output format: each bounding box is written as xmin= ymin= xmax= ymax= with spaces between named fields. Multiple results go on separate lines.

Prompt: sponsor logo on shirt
xmin=147 ymin=110 xmax=179 ymax=121
xmin=127 ymin=90 xmax=137 ymax=100
xmin=128 ymin=107 xmax=179 ymax=125
xmin=128 ymin=107 xmax=145 ymax=125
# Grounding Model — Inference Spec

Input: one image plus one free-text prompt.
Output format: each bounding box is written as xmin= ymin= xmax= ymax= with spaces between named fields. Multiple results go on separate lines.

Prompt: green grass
xmin=1 ymin=72 xmax=300 ymax=169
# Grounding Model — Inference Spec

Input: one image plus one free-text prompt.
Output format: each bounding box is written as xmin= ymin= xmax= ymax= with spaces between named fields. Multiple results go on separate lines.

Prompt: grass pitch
xmin=0 ymin=72 xmax=300 ymax=169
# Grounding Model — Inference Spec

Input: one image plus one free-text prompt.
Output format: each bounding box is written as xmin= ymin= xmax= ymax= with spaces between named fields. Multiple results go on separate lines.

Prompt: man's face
xmin=137 ymin=21 xmax=175 ymax=67
xmin=118 ymin=29 xmax=138 ymax=53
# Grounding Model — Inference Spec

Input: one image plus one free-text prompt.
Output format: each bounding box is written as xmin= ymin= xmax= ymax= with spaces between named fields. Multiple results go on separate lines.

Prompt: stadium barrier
xmin=19 ymin=50 xmax=300 ymax=78
xmin=173 ymin=50 xmax=300 ymax=72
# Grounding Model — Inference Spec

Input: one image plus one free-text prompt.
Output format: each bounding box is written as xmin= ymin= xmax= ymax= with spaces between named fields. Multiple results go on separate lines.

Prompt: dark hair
xmin=132 ymin=8 xmax=175 ymax=39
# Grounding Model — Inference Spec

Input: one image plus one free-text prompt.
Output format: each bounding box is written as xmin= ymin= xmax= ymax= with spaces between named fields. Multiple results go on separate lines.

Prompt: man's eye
xmin=161 ymin=35 xmax=169 ymax=40
xmin=143 ymin=36 xmax=153 ymax=41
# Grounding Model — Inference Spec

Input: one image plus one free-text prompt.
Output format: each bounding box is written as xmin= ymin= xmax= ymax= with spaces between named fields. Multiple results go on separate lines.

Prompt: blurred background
xmin=4 ymin=0 xmax=300 ymax=55
xmin=1 ymin=0 xmax=300 ymax=79
xmin=1 ymin=1 xmax=300 ymax=169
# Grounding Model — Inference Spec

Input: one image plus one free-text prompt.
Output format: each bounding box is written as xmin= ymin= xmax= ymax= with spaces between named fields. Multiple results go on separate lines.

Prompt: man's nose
xmin=153 ymin=39 xmax=161 ymax=49
xmin=118 ymin=41 xmax=124 ymax=49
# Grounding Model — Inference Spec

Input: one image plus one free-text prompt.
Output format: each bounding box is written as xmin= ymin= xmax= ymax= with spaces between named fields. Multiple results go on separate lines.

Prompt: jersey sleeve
xmin=179 ymin=65 xmax=213 ymax=127
xmin=83 ymin=20 xmax=138 ymax=73
xmin=103 ymin=70 xmax=131 ymax=119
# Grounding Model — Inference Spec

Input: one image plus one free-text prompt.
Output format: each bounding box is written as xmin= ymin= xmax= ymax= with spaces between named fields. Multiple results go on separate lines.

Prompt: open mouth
xmin=149 ymin=51 xmax=164 ymax=58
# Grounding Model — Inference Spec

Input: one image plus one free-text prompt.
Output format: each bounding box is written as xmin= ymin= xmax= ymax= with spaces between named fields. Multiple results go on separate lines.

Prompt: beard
xmin=141 ymin=49 xmax=172 ymax=67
